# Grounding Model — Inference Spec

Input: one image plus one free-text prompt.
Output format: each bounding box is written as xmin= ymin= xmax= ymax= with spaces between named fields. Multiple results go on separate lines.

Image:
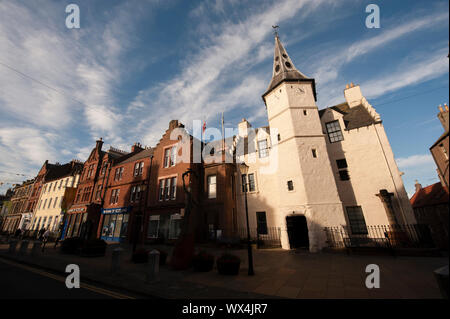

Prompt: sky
xmin=0 ymin=0 xmax=448 ymax=197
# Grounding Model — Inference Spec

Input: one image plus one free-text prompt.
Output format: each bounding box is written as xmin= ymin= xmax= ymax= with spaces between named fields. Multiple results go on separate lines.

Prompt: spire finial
xmin=272 ymin=25 xmax=279 ymax=37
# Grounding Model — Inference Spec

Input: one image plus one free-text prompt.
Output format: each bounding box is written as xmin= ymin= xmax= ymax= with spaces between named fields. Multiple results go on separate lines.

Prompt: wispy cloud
xmin=396 ymin=154 xmax=435 ymax=169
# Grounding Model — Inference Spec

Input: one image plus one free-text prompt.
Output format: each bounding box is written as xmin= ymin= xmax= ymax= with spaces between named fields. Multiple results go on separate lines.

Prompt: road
xmin=0 ymin=257 xmax=137 ymax=299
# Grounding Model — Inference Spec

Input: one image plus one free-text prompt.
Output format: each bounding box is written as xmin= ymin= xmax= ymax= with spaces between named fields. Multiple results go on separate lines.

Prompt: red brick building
xmin=142 ymin=120 xmax=203 ymax=244
xmin=98 ymin=144 xmax=154 ymax=242
xmin=63 ymin=138 xmax=134 ymax=240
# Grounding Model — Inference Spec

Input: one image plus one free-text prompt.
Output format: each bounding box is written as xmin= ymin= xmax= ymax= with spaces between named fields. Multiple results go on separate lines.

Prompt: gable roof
xmin=410 ymin=182 xmax=449 ymax=208
xmin=320 ymin=102 xmax=380 ymax=130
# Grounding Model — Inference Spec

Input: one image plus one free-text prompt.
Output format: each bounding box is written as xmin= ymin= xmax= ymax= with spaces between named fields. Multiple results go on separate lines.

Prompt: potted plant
xmin=217 ymin=253 xmax=240 ymax=275
xmin=192 ymin=251 xmax=215 ymax=272
xmin=132 ymin=248 xmax=149 ymax=263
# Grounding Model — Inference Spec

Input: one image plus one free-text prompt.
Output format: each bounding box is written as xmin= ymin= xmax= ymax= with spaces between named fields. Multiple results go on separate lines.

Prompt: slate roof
xmin=45 ymin=161 xmax=83 ymax=182
xmin=320 ymin=102 xmax=380 ymax=130
xmin=410 ymin=182 xmax=449 ymax=208
xmin=119 ymin=148 xmax=154 ymax=165
xmin=263 ymin=36 xmax=316 ymax=100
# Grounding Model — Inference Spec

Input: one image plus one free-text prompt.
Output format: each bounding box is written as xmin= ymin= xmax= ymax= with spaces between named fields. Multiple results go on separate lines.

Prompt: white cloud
xmin=396 ymin=154 xmax=435 ymax=169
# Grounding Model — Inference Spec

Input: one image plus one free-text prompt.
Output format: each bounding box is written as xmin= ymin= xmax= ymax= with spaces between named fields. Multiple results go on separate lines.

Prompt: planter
xmin=192 ymin=252 xmax=215 ymax=272
xmin=217 ymin=254 xmax=240 ymax=275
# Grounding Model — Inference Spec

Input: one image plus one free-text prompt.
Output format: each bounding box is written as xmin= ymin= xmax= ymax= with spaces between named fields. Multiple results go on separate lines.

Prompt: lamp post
xmin=239 ymin=162 xmax=254 ymax=276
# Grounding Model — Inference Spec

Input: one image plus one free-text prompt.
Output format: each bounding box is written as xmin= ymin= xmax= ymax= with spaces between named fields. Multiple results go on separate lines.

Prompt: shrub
xmin=61 ymin=237 xmax=84 ymax=254
xmin=217 ymin=253 xmax=240 ymax=275
xmin=192 ymin=251 xmax=215 ymax=272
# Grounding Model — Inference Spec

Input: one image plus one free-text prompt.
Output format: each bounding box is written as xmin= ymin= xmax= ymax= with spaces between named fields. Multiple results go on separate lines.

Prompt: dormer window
xmin=326 ymin=120 xmax=344 ymax=143
xmin=258 ymin=139 xmax=269 ymax=158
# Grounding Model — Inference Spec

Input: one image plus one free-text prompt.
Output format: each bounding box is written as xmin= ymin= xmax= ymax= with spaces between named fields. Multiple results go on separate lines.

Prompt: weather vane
xmin=272 ymin=25 xmax=279 ymax=37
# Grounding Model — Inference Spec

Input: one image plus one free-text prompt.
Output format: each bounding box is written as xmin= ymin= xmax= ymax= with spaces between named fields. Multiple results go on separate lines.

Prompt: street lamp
xmin=239 ymin=162 xmax=254 ymax=276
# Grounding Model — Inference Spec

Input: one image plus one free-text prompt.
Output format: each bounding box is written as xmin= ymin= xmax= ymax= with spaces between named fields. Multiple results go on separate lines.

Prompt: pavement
xmin=0 ymin=237 xmax=447 ymax=299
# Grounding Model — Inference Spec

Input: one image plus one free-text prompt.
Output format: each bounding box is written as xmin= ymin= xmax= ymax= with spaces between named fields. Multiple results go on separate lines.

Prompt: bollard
xmin=111 ymin=247 xmax=123 ymax=274
xmin=146 ymin=249 xmax=160 ymax=282
xmin=8 ymin=239 xmax=18 ymax=254
xmin=31 ymin=241 xmax=42 ymax=256
xmin=434 ymin=265 xmax=449 ymax=299
xmin=19 ymin=240 xmax=29 ymax=255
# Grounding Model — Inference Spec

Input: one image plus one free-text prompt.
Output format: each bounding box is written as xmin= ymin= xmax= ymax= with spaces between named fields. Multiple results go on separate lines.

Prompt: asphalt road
xmin=0 ymin=257 xmax=137 ymax=299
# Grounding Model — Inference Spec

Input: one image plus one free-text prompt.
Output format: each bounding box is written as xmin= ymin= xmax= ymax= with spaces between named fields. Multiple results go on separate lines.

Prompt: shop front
xmin=62 ymin=206 xmax=88 ymax=240
xmin=100 ymin=206 xmax=131 ymax=242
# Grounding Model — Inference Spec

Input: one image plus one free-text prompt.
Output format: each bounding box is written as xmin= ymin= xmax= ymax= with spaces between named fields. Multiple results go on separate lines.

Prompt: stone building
xmin=2 ymin=179 xmax=34 ymax=233
xmin=430 ymin=103 xmax=449 ymax=189
xmin=233 ymin=34 xmax=416 ymax=251
xmin=30 ymin=160 xmax=83 ymax=238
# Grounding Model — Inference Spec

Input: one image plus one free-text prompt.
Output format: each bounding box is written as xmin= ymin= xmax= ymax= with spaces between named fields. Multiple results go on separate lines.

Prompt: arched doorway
xmin=286 ymin=215 xmax=309 ymax=249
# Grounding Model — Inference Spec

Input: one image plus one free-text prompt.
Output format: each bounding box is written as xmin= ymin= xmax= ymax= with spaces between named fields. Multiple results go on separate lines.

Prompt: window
xmin=303 ymin=110 xmax=307 ymax=116
xmin=258 ymin=139 xmax=269 ymax=158
xmin=207 ymin=175 xmax=217 ymax=199
xmin=53 ymin=182 xmax=57 ymax=191
xmin=87 ymin=164 xmax=95 ymax=178
xmin=64 ymin=178 xmax=69 ymax=187
xmin=59 ymin=180 xmax=63 ymax=189
xmin=95 ymin=185 xmax=102 ymax=200
xmin=440 ymin=143 xmax=448 ymax=160
xmin=158 ymin=179 xmax=165 ymax=201
xmin=170 ymin=146 xmax=177 ymax=166
xmin=164 ymin=178 xmax=171 ymax=200
xmin=170 ymin=177 xmax=177 ymax=200
xmin=76 ymin=188 xmax=82 ymax=202
xmin=37 ymin=200 xmax=42 ymax=210
xmin=110 ymin=189 xmax=120 ymax=204
xmin=277 ymin=134 xmax=281 ymax=141
xmin=164 ymin=148 xmax=171 ymax=168
xmin=47 ymin=216 xmax=53 ymax=228
xmin=312 ymin=149 xmax=317 ymax=158
xmin=133 ymin=162 xmax=144 ymax=176
xmin=168 ymin=214 xmax=182 ymax=239
xmin=336 ymin=159 xmax=350 ymax=181
xmin=346 ymin=206 xmax=368 ymax=235
xmin=43 ymin=185 xmax=47 ymax=193
xmin=147 ymin=215 xmax=160 ymax=238
xmin=287 ymin=180 xmax=294 ymax=191
xmin=248 ymin=173 xmax=256 ymax=192
xmin=256 ymin=212 xmax=268 ymax=235
xmin=131 ymin=185 xmax=142 ymax=202
xmin=47 ymin=198 xmax=52 ymax=209
xmin=241 ymin=174 xmax=256 ymax=192
xmin=101 ymin=162 xmax=107 ymax=175
xmin=326 ymin=120 xmax=344 ymax=143
xmin=53 ymin=197 xmax=58 ymax=208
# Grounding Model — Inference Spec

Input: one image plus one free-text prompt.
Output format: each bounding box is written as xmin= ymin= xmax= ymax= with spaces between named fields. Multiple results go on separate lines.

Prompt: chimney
xmin=437 ymin=103 xmax=449 ymax=132
xmin=238 ymin=118 xmax=251 ymax=137
xmin=414 ymin=180 xmax=422 ymax=193
xmin=131 ymin=142 xmax=144 ymax=153
xmin=169 ymin=120 xmax=179 ymax=130
xmin=96 ymin=137 xmax=104 ymax=150
xmin=344 ymin=83 xmax=363 ymax=108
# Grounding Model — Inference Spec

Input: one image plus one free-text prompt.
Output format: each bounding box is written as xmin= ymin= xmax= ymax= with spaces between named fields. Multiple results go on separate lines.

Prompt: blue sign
xmin=101 ymin=206 xmax=131 ymax=215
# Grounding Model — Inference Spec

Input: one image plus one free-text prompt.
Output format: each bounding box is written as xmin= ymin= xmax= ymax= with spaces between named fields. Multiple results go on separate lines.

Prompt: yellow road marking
xmin=0 ymin=257 xmax=135 ymax=299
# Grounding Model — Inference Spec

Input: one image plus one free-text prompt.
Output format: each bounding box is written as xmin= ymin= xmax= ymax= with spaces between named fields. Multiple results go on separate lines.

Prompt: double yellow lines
xmin=0 ymin=257 xmax=135 ymax=299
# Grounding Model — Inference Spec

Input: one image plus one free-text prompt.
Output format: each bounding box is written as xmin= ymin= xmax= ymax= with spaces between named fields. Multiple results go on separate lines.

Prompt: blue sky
xmin=0 ymin=0 xmax=448 ymax=197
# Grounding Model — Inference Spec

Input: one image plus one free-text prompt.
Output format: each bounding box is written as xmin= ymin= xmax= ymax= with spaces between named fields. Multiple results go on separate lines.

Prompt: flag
xmin=202 ymin=121 xmax=206 ymax=133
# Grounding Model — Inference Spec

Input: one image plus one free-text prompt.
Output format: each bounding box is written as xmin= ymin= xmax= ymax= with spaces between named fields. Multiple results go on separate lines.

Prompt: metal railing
xmin=207 ymin=226 xmax=282 ymax=248
xmin=324 ymin=224 xmax=435 ymax=249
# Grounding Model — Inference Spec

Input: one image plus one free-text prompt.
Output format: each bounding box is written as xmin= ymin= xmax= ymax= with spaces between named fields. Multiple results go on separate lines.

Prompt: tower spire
xmin=264 ymin=32 xmax=314 ymax=98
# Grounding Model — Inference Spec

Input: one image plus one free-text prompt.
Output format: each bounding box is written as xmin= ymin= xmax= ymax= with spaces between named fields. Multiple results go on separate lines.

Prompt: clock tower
xmin=262 ymin=35 xmax=346 ymax=251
